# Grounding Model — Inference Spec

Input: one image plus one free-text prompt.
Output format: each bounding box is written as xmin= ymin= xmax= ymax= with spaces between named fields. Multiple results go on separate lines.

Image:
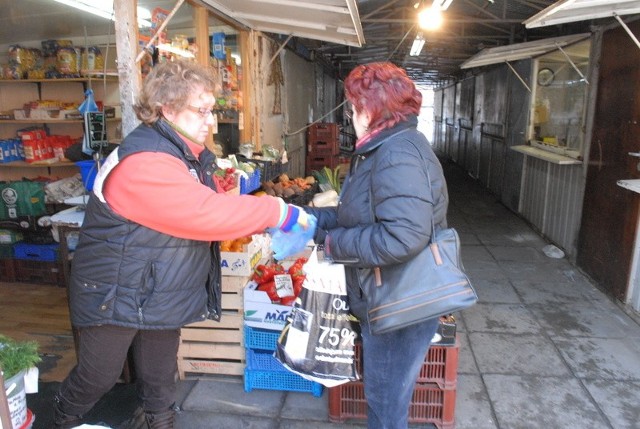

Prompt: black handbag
xmin=364 ymin=144 xmax=478 ymax=335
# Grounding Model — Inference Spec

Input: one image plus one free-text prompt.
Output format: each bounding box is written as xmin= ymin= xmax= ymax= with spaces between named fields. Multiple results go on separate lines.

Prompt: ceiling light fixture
xmin=53 ymin=0 xmax=152 ymax=28
xmin=418 ymin=6 xmax=443 ymax=30
xmin=410 ymin=33 xmax=426 ymax=56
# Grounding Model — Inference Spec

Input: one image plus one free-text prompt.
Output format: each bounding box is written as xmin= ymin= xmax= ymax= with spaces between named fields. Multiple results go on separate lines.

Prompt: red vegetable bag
xmin=275 ymin=247 xmax=360 ymax=387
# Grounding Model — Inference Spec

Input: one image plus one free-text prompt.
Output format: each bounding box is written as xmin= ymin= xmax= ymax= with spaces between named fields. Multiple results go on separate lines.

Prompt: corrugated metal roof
xmin=200 ymin=0 xmax=365 ymax=47
xmin=459 ymin=33 xmax=590 ymax=69
xmin=524 ymin=0 xmax=640 ymax=28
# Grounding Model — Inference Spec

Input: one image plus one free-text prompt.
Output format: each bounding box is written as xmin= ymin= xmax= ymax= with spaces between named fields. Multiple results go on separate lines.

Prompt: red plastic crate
xmin=14 ymin=259 xmax=64 ymax=286
xmin=305 ymin=154 xmax=340 ymax=176
xmin=328 ymin=381 xmax=456 ymax=428
xmin=352 ymin=341 xmax=459 ymax=389
xmin=307 ymin=123 xmax=339 ymax=142
xmin=0 ymin=258 xmax=16 ymax=282
xmin=307 ymin=139 xmax=340 ymax=156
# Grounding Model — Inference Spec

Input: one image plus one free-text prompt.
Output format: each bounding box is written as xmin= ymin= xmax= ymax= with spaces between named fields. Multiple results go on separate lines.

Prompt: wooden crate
xmin=178 ymin=275 xmax=249 ymax=379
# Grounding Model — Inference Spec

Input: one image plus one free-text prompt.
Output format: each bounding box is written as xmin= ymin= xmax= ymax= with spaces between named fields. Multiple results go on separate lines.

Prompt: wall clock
xmin=537 ymin=68 xmax=555 ymax=86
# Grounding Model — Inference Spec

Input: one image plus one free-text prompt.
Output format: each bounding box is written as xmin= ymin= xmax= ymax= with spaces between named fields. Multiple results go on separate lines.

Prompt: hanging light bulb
xmin=418 ymin=5 xmax=443 ymax=30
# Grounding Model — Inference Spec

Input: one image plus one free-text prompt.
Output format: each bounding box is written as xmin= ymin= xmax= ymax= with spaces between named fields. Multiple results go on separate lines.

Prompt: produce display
xmin=220 ymin=235 xmax=252 ymax=252
xmin=261 ymin=173 xmax=315 ymax=199
xmin=214 ymin=167 xmax=239 ymax=192
xmin=251 ymin=257 xmax=307 ymax=306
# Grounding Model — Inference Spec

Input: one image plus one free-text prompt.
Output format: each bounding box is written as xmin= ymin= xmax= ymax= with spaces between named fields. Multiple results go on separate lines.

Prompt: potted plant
xmin=1 ymin=335 xmax=41 ymax=429
xmin=0 ymin=335 xmax=41 ymax=381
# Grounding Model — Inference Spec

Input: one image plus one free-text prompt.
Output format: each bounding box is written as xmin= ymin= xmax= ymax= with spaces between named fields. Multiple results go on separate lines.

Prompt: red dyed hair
xmin=344 ymin=62 xmax=422 ymax=131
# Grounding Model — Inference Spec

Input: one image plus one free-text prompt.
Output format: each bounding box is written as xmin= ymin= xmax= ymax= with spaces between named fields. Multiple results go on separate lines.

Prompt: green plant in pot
xmin=0 ymin=335 xmax=41 ymax=380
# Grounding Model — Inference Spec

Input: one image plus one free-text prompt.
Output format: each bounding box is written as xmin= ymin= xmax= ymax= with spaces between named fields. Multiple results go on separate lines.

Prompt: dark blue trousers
xmin=360 ymin=317 xmax=440 ymax=429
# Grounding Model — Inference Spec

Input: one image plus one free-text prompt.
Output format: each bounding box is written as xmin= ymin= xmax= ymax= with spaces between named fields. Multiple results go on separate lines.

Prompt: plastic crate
xmin=305 ymin=154 xmax=340 ymax=176
xmin=307 ymin=123 xmax=339 ymax=143
xmin=247 ymin=158 xmax=283 ymax=183
xmin=351 ymin=341 xmax=458 ymax=390
xmin=328 ymin=381 xmax=455 ymax=428
xmin=244 ymin=349 xmax=323 ymax=397
xmin=13 ymin=242 xmax=59 ymax=262
xmin=0 ymin=243 xmax=14 ymax=259
xmin=307 ymin=138 xmax=340 ymax=156
xmin=244 ymin=325 xmax=280 ymax=351
xmin=14 ymin=259 xmax=64 ymax=286
xmin=240 ymin=169 xmax=261 ymax=194
xmin=0 ymin=258 xmax=16 ymax=282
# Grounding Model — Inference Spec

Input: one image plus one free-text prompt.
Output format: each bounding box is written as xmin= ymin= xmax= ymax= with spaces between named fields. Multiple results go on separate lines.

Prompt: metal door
xmin=577 ymin=22 xmax=640 ymax=301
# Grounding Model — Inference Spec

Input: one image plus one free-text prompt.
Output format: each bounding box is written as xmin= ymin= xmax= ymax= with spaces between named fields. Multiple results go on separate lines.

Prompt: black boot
xmin=53 ymin=395 xmax=84 ymax=429
xmin=144 ymin=407 xmax=175 ymax=429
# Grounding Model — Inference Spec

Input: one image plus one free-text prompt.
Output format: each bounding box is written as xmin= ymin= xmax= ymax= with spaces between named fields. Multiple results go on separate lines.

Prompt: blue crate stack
xmin=243 ymin=325 xmax=323 ymax=397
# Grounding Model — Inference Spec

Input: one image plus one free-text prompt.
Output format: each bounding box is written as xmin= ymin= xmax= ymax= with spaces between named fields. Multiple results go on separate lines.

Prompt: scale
xmin=82 ymin=111 xmax=108 ymax=153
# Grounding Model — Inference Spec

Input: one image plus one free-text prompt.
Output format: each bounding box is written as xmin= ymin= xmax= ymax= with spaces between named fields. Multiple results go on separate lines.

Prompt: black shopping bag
xmin=275 ymin=248 xmax=360 ymax=387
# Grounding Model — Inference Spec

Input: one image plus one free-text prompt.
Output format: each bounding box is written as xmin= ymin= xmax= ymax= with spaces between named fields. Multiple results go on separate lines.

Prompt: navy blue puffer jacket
xmin=305 ymin=116 xmax=449 ymax=320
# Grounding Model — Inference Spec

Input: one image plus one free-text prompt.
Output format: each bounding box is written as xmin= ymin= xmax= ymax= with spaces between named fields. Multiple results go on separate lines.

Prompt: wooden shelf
xmin=511 ymin=145 xmax=582 ymax=165
xmin=0 ymin=118 xmax=120 ymax=124
xmin=0 ymin=77 xmax=117 ymax=83
xmin=0 ymin=160 xmax=76 ymax=168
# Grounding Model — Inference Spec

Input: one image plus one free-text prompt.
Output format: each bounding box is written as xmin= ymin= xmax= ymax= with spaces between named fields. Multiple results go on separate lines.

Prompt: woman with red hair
xmin=305 ymin=62 xmax=449 ymax=428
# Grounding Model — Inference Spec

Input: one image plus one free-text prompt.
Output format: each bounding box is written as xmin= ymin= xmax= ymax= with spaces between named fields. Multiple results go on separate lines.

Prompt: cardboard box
xmin=220 ymin=239 xmax=261 ymax=276
xmin=243 ymin=280 xmax=292 ymax=331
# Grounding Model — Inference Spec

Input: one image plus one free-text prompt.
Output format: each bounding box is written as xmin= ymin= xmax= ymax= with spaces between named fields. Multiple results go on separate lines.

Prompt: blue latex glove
xmin=270 ymin=214 xmax=318 ymax=260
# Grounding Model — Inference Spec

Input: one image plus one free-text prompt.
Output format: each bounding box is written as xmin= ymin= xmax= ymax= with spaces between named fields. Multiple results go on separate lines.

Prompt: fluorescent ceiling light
xmin=410 ymin=33 xmax=425 ymax=56
xmin=53 ymin=0 xmax=152 ymax=28
xmin=439 ymin=0 xmax=454 ymax=11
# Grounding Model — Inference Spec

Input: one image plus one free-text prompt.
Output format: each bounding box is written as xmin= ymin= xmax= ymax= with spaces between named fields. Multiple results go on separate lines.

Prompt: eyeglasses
xmin=345 ymin=103 xmax=353 ymax=121
xmin=186 ymin=105 xmax=215 ymax=118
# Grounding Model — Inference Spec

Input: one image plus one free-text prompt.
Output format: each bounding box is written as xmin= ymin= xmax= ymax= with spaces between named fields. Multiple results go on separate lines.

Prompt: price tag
xmin=274 ymin=273 xmax=294 ymax=298
xmin=217 ymin=158 xmax=233 ymax=169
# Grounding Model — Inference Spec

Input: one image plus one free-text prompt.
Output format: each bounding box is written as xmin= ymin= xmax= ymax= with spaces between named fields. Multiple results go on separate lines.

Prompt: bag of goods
xmin=275 ymin=248 xmax=360 ymax=387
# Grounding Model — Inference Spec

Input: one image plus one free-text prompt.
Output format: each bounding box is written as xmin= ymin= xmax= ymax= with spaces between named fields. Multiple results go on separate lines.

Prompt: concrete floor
xmin=173 ymin=160 xmax=640 ymax=429
xmin=26 ymin=160 xmax=640 ymax=429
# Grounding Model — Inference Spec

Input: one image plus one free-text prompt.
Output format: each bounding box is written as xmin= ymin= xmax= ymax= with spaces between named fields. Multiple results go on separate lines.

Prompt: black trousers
xmin=58 ymin=325 xmax=180 ymax=415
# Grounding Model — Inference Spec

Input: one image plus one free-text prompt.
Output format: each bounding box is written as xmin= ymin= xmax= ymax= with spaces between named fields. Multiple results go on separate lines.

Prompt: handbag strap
xmin=423 ymin=157 xmax=438 ymax=244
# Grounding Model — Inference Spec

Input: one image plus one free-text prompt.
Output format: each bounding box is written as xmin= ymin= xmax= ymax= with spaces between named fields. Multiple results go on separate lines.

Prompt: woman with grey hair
xmin=54 ymin=60 xmax=312 ymax=429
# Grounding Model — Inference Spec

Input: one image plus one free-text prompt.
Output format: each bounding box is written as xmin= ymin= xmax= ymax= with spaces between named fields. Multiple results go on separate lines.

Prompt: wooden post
xmin=113 ymin=0 xmax=142 ymax=138
xmin=239 ymin=31 xmax=254 ymax=148
xmin=193 ymin=4 xmax=215 ymax=151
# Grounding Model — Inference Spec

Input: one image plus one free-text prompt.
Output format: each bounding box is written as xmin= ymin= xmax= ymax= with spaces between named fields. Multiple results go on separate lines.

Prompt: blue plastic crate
xmin=244 ymin=325 xmax=280 ymax=351
xmin=240 ymin=169 xmax=261 ymax=194
xmin=244 ymin=349 xmax=323 ymax=397
xmin=13 ymin=242 xmax=59 ymax=262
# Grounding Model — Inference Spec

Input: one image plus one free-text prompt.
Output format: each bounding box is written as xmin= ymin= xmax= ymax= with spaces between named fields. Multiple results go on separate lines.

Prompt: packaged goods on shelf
xmin=0 ymin=139 xmax=22 ymax=163
xmin=7 ymin=45 xmax=43 ymax=79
